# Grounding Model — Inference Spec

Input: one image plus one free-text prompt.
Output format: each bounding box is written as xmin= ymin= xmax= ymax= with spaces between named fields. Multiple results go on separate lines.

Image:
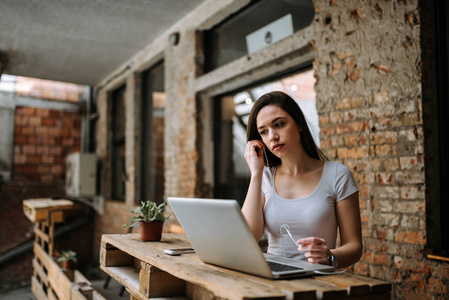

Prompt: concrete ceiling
xmin=0 ymin=0 xmax=207 ymax=86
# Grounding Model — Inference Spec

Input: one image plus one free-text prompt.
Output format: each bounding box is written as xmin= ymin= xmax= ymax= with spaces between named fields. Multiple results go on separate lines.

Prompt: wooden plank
xmin=23 ymin=199 xmax=74 ymax=222
xmin=100 ymin=245 xmax=134 ymax=267
xmin=183 ymin=254 xmax=316 ymax=300
xmin=34 ymin=226 xmax=50 ymax=242
xmin=101 ymin=234 xmax=287 ymax=299
xmin=185 ymin=282 xmax=217 ymax=300
xmin=34 ymin=243 xmax=49 ymax=270
xmin=313 ymin=273 xmax=371 ymax=296
xmin=347 ymin=274 xmax=392 ymax=294
xmin=71 ymin=288 xmax=88 ymax=300
xmin=92 ymin=290 xmax=108 ymax=300
xmin=48 ymin=255 xmax=72 ymax=300
xmin=139 ymin=262 xmax=185 ymax=298
xmin=32 ymin=258 xmax=49 ymax=286
xmin=48 ymin=288 xmax=58 ymax=300
xmin=101 ymin=266 xmax=140 ymax=297
xmin=50 ymin=210 xmax=64 ymax=223
xmin=31 ymin=275 xmax=48 ymax=300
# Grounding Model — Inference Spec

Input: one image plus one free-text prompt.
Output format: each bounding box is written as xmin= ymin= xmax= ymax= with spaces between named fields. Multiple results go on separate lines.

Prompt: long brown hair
xmin=246 ymin=91 xmax=327 ymax=167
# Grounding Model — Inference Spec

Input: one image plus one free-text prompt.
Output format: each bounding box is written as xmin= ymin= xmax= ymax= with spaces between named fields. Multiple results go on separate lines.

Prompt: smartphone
xmin=163 ymin=247 xmax=195 ymax=256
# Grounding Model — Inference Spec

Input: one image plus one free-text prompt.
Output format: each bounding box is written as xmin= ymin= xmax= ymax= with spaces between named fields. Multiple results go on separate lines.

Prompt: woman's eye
xmin=275 ymin=122 xmax=284 ymax=128
xmin=259 ymin=130 xmax=266 ymax=135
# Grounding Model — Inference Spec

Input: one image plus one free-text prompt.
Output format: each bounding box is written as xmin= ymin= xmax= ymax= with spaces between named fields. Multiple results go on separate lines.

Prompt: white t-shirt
xmin=262 ymin=161 xmax=359 ymax=259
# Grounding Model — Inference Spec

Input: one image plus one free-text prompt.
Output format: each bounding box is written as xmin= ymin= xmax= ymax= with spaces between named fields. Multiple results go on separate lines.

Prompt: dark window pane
xmin=141 ymin=61 xmax=165 ymax=205
xmin=111 ymin=85 xmax=126 ymax=201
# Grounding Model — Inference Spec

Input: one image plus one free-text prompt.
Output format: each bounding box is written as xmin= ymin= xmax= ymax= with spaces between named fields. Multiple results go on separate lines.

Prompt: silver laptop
xmin=167 ymin=197 xmax=334 ymax=279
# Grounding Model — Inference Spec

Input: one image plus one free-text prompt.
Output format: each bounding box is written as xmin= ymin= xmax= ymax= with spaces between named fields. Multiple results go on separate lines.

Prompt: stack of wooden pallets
xmin=23 ymin=198 xmax=106 ymax=300
xmin=100 ymin=233 xmax=392 ymax=300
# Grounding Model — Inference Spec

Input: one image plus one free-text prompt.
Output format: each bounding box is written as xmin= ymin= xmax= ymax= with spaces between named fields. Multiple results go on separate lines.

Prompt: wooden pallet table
xmin=100 ymin=233 xmax=392 ymax=300
xmin=24 ymin=198 xmax=106 ymax=300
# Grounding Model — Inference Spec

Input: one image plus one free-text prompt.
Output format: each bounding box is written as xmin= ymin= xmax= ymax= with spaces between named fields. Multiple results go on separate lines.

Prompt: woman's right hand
xmin=244 ymin=140 xmax=266 ymax=176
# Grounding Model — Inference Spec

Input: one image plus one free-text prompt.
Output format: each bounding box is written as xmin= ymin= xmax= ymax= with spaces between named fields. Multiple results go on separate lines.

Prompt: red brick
xmin=353 ymin=262 xmax=369 ymax=276
xmin=42 ymin=137 xmax=56 ymax=145
xmin=63 ymin=119 xmax=74 ymax=127
xmin=51 ymin=165 xmax=63 ymax=175
xmin=35 ymin=108 xmax=50 ymax=117
xmin=405 ymin=273 xmax=425 ymax=290
xmin=36 ymin=146 xmax=50 ymax=155
xmin=48 ymin=128 xmax=61 ymax=136
xmin=42 ymin=118 xmax=54 ymax=126
xmin=373 ymin=253 xmax=391 ymax=266
xmin=15 ymin=116 xmax=29 ymax=126
xmin=36 ymin=165 xmax=49 ymax=173
xmin=41 ymin=174 xmax=53 ymax=183
xmin=14 ymin=154 xmax=27 ymax=164
xmin=375 ymin=144 xmax=394 ymax=157
xmin=22 ymin=145 xmax=35 ymax=154
xmin=337 ymin=147 xmax=368 ymax=158
xmin=395 ymin=231 xmax=426 ymax=245
xmin=330 ymin=111 xmax=343 ymax=123
xmin=371 ymin=131 xmax=397 ymax=144
xmin=377 ymin=172 xmax=393 ymax=184
xmin=28 ymin=116 xmax=41 ymax=126
xmin=27 ymin=155 xmax=40 ymax=164
xmin=335 ymin=97 xmax=364 ymax=110
xmin=319 ymin=115 xmax=330 ymax=125
xmin=14 ymin=136 xmax=28 ymax=144
xmin=70 ymin=129 xmax=81 ymax=137
xmin=434 ymin=264 xmax=449 ymax=280
xmin=21 ymin=127 xmax=34 ymax=136
xmin=427 ymin=279 xmax=447 ymax=295
xmin=35 ymin=127 xmax=49 ymax=136
xmin=22 ymin=165 xmax=37 ymax=174
xmin=42 ymin=156 xmax=54 ymax=164
xmin=20 ymin=107 xmax=36 ymax=116
xmin=336 ymin=121 xmax=367 ymax=134
xmin=409 ymin=261 xmax=433 ymax=275
xmin=50 ymin=147 xmax=63 ymax=155
xmin=321 ymin=139 xmax=330 ymax=148
xmin=344 ymin=135 xmax=358 ymax=146
xmin=28 ymin=136 xmax=40 ymax=144
xmin=62 ymin=138 xmax=74 ymax=146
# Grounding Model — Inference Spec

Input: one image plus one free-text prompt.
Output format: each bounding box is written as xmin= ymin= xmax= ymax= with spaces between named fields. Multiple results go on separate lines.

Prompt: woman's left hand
xmin=297 ymin=237 xmax=329 ymax=265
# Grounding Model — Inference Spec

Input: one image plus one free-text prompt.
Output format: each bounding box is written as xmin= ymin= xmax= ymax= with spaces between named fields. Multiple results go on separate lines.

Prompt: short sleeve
xmin=335 ymin=163 xmax=359 ymax=202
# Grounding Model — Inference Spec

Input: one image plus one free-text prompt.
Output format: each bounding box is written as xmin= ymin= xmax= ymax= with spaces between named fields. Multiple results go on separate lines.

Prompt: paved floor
xmin=0 ymin=278 xmax=129 ymax=300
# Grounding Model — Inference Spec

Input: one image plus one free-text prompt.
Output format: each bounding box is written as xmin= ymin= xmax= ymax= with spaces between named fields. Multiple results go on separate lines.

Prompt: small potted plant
xmin=57 ymin=250 xmax=77 ymax=270
xmin=123 ymin=200 xmax=169 ymax=241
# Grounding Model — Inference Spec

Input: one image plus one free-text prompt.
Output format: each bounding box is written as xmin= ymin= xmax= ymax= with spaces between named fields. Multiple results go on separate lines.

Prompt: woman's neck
xmin=277 ymin=147 xmax=322 ymax=176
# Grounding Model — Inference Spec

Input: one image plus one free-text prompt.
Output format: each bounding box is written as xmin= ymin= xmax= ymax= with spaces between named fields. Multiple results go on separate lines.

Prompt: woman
xmin=242 ymin=91 xmax=362 ymax=269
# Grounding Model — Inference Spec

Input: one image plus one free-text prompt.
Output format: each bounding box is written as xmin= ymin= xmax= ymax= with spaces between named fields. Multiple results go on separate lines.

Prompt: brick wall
xmin=13 ymin=107 xmax=81 ymax=182
xmin=312 ymin=1 xmax=448 ymax=298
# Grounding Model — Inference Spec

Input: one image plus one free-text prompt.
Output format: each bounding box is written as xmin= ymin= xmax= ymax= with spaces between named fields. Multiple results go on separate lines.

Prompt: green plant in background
xmin=123 ymin=201 xmax=169 ymax=228
xmin=57 ymin=250 xmax=78 ymax=262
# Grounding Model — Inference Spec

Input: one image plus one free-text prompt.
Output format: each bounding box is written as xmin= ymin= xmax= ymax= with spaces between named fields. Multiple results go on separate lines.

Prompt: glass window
xmin=140 ymin=61 xmax=165 ymax=205
xmin=204 ymin=0 xmax=314 ymax=72
xmin=214 ymin=66 xmax=318 ymax=204
xmin=111 ymin=85 xmax=126 ymax=201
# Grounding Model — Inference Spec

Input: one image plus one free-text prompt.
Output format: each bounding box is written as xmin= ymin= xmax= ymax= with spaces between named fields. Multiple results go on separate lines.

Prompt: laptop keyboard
xmin=267 ymin=261 xmax=304 ymax=272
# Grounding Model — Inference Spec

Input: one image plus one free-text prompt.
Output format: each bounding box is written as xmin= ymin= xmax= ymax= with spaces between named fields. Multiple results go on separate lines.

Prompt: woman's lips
xmin=272 ymin=144 xmax=284 ymax=151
